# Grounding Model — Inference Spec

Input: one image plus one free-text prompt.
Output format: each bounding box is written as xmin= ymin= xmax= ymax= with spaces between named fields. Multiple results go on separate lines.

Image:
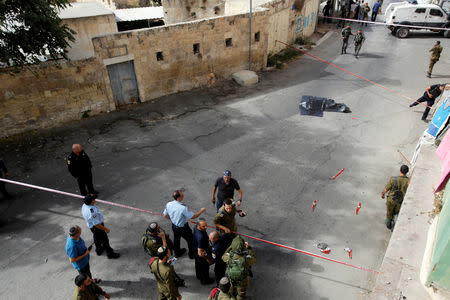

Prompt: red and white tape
xmin=0 ymin=178 xmax=380 ymax=274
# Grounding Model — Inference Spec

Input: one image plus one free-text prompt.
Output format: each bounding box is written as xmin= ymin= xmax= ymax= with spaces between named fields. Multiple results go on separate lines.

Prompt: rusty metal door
xmin=107 ymin=60 xmax=139 ymax=106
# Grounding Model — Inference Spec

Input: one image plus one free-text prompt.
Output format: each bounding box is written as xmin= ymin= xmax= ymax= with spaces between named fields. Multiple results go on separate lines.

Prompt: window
xmin=254 ymin=31 xmax=260 ymax=42
xmin=429 ymin=9 xmax=443 ymax=17
xmin=414 ymin=8 xmax=425 ymax=13
xmin=225 ymin=38 xmax=232 ymax=47
xmin=193 ymin=43 xmax=200 ymax=54
xmin=156 ymin=51 xmax=163 ymax=61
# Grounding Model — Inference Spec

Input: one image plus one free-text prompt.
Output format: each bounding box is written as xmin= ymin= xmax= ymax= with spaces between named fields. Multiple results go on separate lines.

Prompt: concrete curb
xmin=314 ymin=31 xmax=334 ymax=48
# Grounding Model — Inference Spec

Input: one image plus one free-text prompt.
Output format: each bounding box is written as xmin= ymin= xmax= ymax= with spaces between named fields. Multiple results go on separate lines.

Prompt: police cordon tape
xmin=0 ymin=177 xmax=379 ymax=274
xmin=321 ymin=15 xmax=450 ymax=31
xmin=274 ymin=40 xmax=432 ymax=108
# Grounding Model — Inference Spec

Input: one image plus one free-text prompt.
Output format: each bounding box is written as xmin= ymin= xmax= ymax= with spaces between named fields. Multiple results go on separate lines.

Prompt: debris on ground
xmin=315 ymin=242 xmax=331 ymax=254
xmin=299 ymin=96 xmax=351 ymax=117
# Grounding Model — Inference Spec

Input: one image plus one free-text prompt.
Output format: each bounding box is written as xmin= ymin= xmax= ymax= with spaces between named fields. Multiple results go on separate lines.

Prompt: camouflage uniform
xmin=428 ymin=44 xmax=443 ymax=76
xmin=150 ymin=259 xmax=181 ymax=300
xmin=222 ymin=237 xmax=256 ymax=300
xmin=384 ymin=175 xmax=409 ymax=220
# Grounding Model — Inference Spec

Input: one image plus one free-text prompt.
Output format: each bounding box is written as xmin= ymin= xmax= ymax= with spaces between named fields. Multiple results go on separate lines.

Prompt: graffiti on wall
xmin=296 ymin=16 xmax=303 ymax=33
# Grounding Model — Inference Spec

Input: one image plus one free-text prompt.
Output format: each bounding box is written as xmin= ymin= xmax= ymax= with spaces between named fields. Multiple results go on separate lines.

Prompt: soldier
xmin=211 ymin=170 xmax=243 ymax=212
xmin=149 ymin=246 xmax=182 ymax=300
xmin=213 ymin=199 xmax=247 ymax=239
xmin=354 ymin=29 xmax=365 ymax=57
xmin=67 ymin=144 xmax=97 ymax=196
xmin=341 ymin=25 xmax=353 ymax=54
xmin=81 ymin=194 xmax=120 ymax=259
xmin=0 ymin=159 xmax=11 ymax=199
xmin=409 ymin=84 xmax=445 ymax=122
xmin=207 ymin=277 xmax=236 ymax=300
xmin=209 ymin=231 xmax=232 ymax=285
xmin=142 ymin=222 xmax=174 ymax=257
xmin=73 ymin=274 xmax=110 ymax=300
xmin=381 ymin=165 xmax=409 ymax=230
xmin=361 ymin=3 xmax=370 ymax=26
xmin=222 ymin=236 xmax=256 ymax=300
xmin=427 ymin=41 xmax=443 ymax=78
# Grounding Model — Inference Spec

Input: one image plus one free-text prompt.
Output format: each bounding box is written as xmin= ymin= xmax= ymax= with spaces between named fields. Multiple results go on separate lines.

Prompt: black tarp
xmin=299 ymin=96 xmax=351 ymax=117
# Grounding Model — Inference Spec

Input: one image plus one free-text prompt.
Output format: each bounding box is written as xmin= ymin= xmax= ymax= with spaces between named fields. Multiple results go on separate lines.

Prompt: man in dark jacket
xmin=409 ymin=84 xmax=445 ymax=122
xmin=67 ymin=144 xmax=97 ymax=196
xmin=0 ymin=160 xmax=11 ymax=199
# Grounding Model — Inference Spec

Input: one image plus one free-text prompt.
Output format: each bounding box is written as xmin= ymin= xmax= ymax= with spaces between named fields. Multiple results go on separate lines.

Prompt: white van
xmin=385 ymin=1 xmax=450 ymax=37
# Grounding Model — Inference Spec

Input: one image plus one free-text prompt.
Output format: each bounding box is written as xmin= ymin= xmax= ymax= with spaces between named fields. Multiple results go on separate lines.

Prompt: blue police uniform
xmin=163 ymin=200 xmax=195 ymax=258
xmin=82 ymin=203 xmax=115 ymax=257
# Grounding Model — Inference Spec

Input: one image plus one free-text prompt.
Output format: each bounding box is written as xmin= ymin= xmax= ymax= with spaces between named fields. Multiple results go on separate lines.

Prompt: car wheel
xmin=444 ymin=29 xmax=450 ymax=38
xmin=396 ymin=27 xmax=409 ymax=38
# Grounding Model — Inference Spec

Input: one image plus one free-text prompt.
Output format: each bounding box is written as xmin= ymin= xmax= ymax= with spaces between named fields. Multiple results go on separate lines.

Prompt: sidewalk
xmin=371 ymin=141 xmax=441 ymax=299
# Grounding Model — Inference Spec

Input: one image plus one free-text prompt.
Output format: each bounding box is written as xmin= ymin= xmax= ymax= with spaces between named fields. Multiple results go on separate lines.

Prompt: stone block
xmin=231 ymin=70 xmax=258 ymax=86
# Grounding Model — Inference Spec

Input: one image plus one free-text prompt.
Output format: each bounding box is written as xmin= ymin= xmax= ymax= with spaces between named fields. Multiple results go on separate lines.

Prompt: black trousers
xmin=214 ymin=259 xmax=226 ymax=285
xmin=342 ymin=38 xmax=349 ymax=53
xmin=172 ymin=223 xmax=193 ymax=257
xmin=78 ymin=263 xmax=92 ymax=279
xmin=0 ymin=177 xmax=10 ymax=198
xmin=195 ymin=256 xmax=211 ymax=283
xmin=77 ymin=172 xmax=95 ymax=196
xmin=411 ymin=96 xmax=435 ymax=120
xmin=90 ymin=224 xmax=114 ymax=256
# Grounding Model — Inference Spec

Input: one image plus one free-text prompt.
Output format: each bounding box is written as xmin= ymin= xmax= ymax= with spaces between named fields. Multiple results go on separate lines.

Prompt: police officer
xmin=81 ymin=194 xmax=120 ymax=259
xmin=163 ymin=189 xmax=206 ymax=258
xmin=67 ymin=144 xmax=97 ymax=196
xmin=143 ymin=222 xmax=174 ymax=257
xmin=409 ymin=84 xmax=445 ymax=122
xmin=211 ymin=170 xmax=243 ymax=212
xmin=341 ymin=25 xmax=353 ymax=54
xmin=207 ymin=277 xmax=236 ymax=300
xmin=209 ymin=231 xmax=232 ymax=285
xmin=214 ymin=199 xmax=247 ymax=238
xmin=222 ymin=236 xmax=256 ymax=300
xmin=381 ymin=165 xmax=409 ymax=230
xmin=149 ymin=246 xmax=182 ymax=300
xmin=427 ymin=41 xmax=443 ymax=78
xmin=0 ymin=159 xmax=11 ymax=199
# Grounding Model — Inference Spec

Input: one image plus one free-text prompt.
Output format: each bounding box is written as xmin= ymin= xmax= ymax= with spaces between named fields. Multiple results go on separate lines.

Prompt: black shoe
xmin=175 ymin=248 xmax=186 ymax=258
xmin=107 ymin=252 xmax=120 ymax=259
xmin=422 ymin=119 xmax=429 ymax=123
xmin=409 ymin=104 xmax=414 ymax=107
xmin=200 ymin=278 xmax=215 ymax=285
xmin=96 ymin=249 xmax=104 ymax=256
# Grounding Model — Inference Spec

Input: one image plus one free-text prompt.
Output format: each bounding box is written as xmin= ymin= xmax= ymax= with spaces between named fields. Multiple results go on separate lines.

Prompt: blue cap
xmin=224 ymin=170 xmax=231 ymax=176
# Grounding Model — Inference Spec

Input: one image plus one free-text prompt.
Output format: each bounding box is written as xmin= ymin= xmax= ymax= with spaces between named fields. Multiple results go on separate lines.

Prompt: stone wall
xmin=92 ymin=11 xmax=268 ymax=101
xmin=64 ymin=14 xmax=118 ymax=61
xmin=71 ymin=0 xmax=117 ymax=9
xmin=0 ymin=60 xmax=114 ymax=138
xmin=162 ymin=0 xmax=225 ymax=24
xmin=263 ymin=0 xmax=319 ymax=53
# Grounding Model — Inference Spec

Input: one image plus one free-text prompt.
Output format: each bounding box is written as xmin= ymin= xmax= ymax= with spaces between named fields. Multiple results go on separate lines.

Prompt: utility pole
xmin=249 ymin=0 xmax=252 ymax=70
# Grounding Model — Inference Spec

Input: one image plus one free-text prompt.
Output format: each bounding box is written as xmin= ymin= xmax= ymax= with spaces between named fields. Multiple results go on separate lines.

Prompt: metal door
xmin=107 ymin=60 xmax=139 ymax=106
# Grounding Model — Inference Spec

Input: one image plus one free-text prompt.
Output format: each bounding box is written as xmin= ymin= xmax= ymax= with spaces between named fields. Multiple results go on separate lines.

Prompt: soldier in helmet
xmin=222 ymin=236 xmax=256 ymax=300
xmin=142 ymin=222 xmax=174 ymax=257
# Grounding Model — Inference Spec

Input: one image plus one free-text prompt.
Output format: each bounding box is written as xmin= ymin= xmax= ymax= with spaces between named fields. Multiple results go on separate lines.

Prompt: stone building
xmin=59 ymin=2 xmax=118 ymax=60
xmin=162 ymin=0 xmax=226 ymax=24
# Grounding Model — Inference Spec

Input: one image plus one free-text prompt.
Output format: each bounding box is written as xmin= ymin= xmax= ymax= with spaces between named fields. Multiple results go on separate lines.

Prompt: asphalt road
xmin=0 ymin=19 xmax=449 ymax=300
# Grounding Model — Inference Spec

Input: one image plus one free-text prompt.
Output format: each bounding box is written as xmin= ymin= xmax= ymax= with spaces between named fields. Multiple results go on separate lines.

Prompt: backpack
xmin=392 ymin=177 xmax=404 ymax=204
xmin=142 ymin=233 xmax=158 ymax=256
xmin=210 ymin=287 xmax=220 ymax=300
xmin=226 ymin=251 xmax=248 ymax=285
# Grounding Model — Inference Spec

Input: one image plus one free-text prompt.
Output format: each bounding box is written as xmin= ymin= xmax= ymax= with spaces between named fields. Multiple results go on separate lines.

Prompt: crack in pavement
xmin=193 ymin=124 xmax=228 ymax=141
